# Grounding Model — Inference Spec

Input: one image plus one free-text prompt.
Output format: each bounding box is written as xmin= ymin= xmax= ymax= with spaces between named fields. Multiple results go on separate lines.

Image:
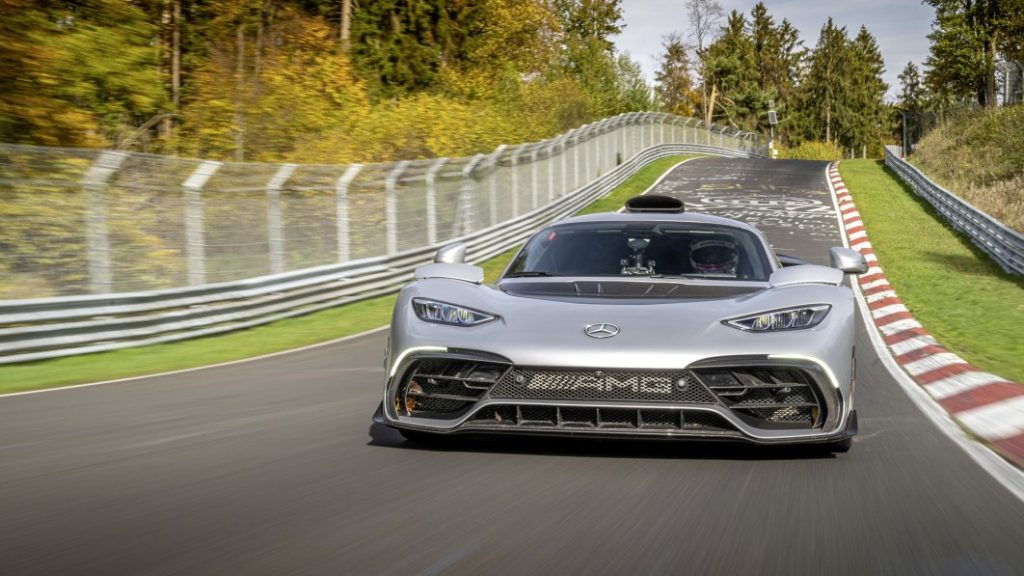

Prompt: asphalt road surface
xmin=2 ymin=158 xmax=1022 ymax=575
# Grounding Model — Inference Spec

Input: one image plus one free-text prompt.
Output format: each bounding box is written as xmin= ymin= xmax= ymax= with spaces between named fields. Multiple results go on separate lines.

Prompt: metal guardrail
xmin=0 ymin=142 xmax=761 ymax=364
xmin=884 ymin=145 xmax=1024 ymax=275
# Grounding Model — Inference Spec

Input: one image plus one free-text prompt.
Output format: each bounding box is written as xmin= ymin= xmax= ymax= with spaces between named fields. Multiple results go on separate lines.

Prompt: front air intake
xmin=692 ymin=366 xmax=824 ymax=428
xmin=396 ymin=357 xmax=508 ymax=419
xmin=623 ymin=194 xmax=685 ymax=213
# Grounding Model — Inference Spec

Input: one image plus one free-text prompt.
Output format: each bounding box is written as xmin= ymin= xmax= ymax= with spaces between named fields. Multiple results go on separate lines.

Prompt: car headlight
xmin=412 ymin=298 xmax=496 ymax=326
xmin=724 ymin=304 xmax=830 ymax=332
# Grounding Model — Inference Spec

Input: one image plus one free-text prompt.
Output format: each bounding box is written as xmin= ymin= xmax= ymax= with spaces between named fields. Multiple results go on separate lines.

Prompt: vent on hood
xmin=623 ymin=195 xmax=685 ymax=213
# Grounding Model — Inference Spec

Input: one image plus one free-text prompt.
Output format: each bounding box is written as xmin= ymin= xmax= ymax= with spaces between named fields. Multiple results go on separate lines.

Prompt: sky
xmin=614 ymin=0 xmax=936 ymax=100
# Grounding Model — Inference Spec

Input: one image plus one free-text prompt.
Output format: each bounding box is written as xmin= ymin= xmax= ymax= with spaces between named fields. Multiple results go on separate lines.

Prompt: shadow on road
xmin=367 ymin=422 xmax=835 ymax=461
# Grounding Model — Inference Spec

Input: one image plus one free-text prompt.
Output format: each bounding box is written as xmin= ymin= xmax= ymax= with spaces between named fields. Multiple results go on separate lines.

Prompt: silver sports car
xmin=375 ymin=195 xmax=867 ymax=452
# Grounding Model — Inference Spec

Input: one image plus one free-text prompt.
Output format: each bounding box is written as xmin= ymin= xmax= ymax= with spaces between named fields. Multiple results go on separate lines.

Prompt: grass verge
xmin=0 ymin=155 xmax=696 ymax=393
xmin=839 ymin=160 xmax=1024 ymax=382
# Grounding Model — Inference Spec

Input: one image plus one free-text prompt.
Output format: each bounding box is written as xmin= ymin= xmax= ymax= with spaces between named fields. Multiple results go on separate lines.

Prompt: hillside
xmin=909 ymin=105 xmax=1024 ymax=233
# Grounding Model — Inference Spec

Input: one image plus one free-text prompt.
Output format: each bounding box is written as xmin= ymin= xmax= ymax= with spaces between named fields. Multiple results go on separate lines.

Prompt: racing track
xmin=2 ymin=158 xmax=1023 ymax=575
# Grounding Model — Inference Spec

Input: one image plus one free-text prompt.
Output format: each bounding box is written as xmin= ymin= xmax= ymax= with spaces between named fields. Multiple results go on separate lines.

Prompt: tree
xmin=614 ymin=52 xmax=653 ymax=112
xmin=704 ymin=11 xmax=760 ymax=130
xmin=898 ymin=61 xmax=924 ymax=110
xmin=924 ymin=0 xmax=1024 ymax=107
xmin=654 ymin=32 xmax=696 ymax=116
xmin=553 ymin=0 xmax=625 ymax=118
xmin=686 ymin=0 xmax=723 ymax=125
xmin=748 ymin=3 xmax=804 ymax=141
xmin=0 ymin=0 xmax=165 ymax=147
xmin=846 ymin=26 xmax=889 ymax=156
xmin=801 ymin=18 xmax=850 ymax=145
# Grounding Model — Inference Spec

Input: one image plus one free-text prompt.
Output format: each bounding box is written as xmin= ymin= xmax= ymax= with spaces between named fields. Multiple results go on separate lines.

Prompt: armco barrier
xmin=0 ymin=143 xmax=760 ymax=364
xmin=884 ymin=145 xmax=1024 ymax=275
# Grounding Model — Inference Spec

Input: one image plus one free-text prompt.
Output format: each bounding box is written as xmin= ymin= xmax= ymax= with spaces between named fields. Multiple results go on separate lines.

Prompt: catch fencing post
xmin=335 ymin=164 xmax=362 ymax=262
xmin=454 ymin=154 xmax=485 ymax=236
xmin=385 ymin=161 xmax=410 ymax=255
xmin=530 ymin=148 xmax=539 ymax=209
xmin=486 ymin=145 xmax=507 ymax=226
xmin=584 ymin=128 xmax=593 ymax=183
xmin=546 ymin=139 xmax=558 ymax=202
xmin=182 ymin=160 xmax=222 ymax=286
xmin=425 ymin=158 xmax=448 ymax=245
xmin=510 ymin=146 xmax=523 ymax=216
xmin=266 ymin=163 xmax=297 ymax=274
xmin=573 ymin=130 xmax=582 ymax=191
xmin=81 ymin=151 xmax=127 ymax=293
xmin=620 ymin=116 xmax=628 ymax=160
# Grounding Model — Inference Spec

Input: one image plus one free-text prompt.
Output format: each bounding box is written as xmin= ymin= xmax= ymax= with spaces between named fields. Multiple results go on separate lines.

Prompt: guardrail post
xmin=266 ymin=163 xmax=297 ymax=274
xmin=81 ymin=151 xmax=127 ymax=294
xmin=425 ymin=158 xmax=447 ymax=245
xmin=335 ymin=164 xmax=361 ymax=262
xmin=385 ymin=161 xmax=410 ymax=255
xmin=486 ymin=145 xmax=506 ymax=226
xmin=182 ymin=160 xmax=221 ymax=286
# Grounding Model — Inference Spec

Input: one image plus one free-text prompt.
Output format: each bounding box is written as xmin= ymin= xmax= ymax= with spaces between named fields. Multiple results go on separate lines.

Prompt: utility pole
xmin=767 ymin=99 xmax=778 ymax=159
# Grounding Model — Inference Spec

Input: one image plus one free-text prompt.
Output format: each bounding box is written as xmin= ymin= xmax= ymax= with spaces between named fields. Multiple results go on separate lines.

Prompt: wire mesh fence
xmin=0 ymin=112 xmax=764 ymax=298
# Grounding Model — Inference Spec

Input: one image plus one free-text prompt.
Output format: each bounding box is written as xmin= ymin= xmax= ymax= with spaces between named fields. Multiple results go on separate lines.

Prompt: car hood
xmin=391 ymin=277 xmax=855 ymax=371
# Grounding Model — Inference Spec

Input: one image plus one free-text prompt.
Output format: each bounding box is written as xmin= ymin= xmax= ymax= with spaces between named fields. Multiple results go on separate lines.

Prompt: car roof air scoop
xmin=623 ymin=195 xmax=685 ymax=213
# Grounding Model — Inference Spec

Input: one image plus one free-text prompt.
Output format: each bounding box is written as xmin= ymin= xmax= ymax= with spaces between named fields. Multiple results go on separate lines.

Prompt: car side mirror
xmin=434 ymin=242 xmax=467 ymax=264
xmin=829 ymin=247 xmax=868 ymax=274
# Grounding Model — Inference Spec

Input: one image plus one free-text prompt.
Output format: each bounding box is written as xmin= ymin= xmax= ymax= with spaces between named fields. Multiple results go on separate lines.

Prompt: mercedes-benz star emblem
xmin=584 ymin=323 xmax=620 ymax=339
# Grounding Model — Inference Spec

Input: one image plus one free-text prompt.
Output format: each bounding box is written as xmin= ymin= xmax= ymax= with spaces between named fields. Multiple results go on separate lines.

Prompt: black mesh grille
xmin=489 ymin=369 xmax=717 ymax=403
xmin=693 ymin=366 xmax=823 ymax=428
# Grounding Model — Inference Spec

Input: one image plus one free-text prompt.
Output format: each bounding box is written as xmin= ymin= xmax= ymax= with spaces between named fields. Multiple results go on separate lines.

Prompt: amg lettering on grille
xmin=523 ymin=373 xmax=673 ymax=394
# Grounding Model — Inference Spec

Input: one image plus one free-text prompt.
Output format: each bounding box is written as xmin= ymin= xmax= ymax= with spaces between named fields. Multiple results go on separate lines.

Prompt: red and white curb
xmin=828 ymin=162 xmax=1024 ymax=469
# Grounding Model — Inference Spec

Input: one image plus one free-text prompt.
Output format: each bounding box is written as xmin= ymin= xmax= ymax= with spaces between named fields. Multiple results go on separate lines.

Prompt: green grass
xmin=0 ymin=155 xmax=695 ymax=393
xmin=840 ymin=160 xmax=1024 ymax=382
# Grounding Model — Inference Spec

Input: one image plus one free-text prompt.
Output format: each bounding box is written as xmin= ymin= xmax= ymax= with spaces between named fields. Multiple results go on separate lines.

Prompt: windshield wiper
xmin=503 ymin=271 xmax=559 ymax=278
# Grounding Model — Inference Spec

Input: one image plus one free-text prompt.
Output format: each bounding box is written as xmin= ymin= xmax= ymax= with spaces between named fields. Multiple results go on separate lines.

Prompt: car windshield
xmin=505 ymin=221 xmax=772 ymax=281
